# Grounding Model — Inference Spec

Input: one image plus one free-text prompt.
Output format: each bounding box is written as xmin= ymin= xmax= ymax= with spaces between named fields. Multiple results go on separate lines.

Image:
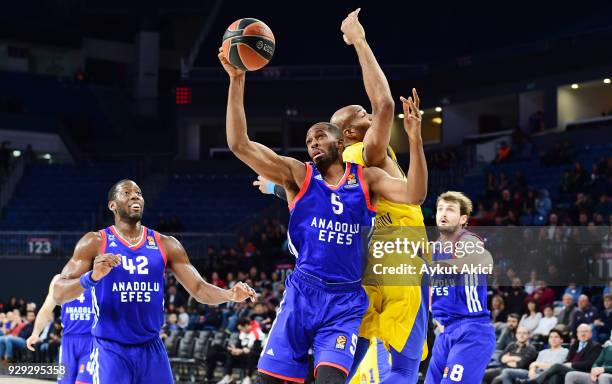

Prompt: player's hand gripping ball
xmin=222 ymin=18 xmax=275 ymax=71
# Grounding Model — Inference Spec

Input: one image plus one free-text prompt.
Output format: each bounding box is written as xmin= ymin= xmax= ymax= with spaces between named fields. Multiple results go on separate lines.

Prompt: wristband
xmin=265 ymin=180 xmax=275 ymax=194
xmin=79 ymin=271 xmax=99 ymax=290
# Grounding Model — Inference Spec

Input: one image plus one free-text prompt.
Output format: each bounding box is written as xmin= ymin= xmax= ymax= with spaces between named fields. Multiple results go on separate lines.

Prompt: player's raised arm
xmin=27 ymin=274 xmax=60 ymax=351
xmin=218 ymin=49 xmax=305 ymax=190
xmin=341 ymin=8 xmax=394 ymax=167
xmin=53 ymin=232 xmax=121 ymax=304
xmin=400 ymin=89 xmax=428 ymax=203
xmin=163 ymin=235 xmax=256 ymax=305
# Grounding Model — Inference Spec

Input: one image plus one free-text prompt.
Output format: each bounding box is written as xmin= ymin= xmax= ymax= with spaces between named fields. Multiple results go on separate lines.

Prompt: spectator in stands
xmin=491 ymin=314 xmax=521 ymax=366
xmin=594 ymin=295 xmax=612 ymax=343
xmin=211 ymin=272 xmax=226 ymax=289
xmin=514 ymin=171 xmax=528 ymax=195
xmin=517 ymin=324 xmax=602 ymax=384
xmin=484 ymin=326 xmax=538 ymax=383
xmin=557 ymin=293 xmax=578 ymax=333
xmin=525 ymin=271 xmax=538 ymax=295
xmin=165 ymin=285 xmax=186 ymax=309
xmin=535 ymin=189 xmax=552 ymax=225
xmin=560 ymin=171 xmax=574 ymax=194
xmin=506 ymin=278 xmax=528 ymax=316
xmin=571 ymin=193 xmax=594 ymax=223
xmin=564 ymin=284 xmax=583 ymax=304
xmin=565 ymin=344 xmax=612 ymax=383
xmin=500 ymin=189 xmax=512 ymax=217
xmin=571 ymin=295 xmax=599 ymax=335
xmin=499 ymin=172 xmax=510 ymax=192
xmin=160 ymin=313 xmax=179 ymax=340
xmin=0 ymin=310 xmax=34 ymax=362
xmin=492 ymin=296 xmax=509 ymax=331
xmin=177 ymin=306 xmax=189 ymax=330
xmin=0 ymin=311 xmax=17 ymax=337
xmin=486 ymin=173 xmax=499 ymax=199
xmin=531 ymin=306 xmax=558 ymax=342
xmin=571 ymin=162 xmax=590 ymax=192
xmin=520 ymin=300 xmax=542 ymax=333
xmin=494 ymin=141 xmax=512 ymax=164
xmin=499 ymin=329 xmax=569 ymax=384
xmin=216 ymin=317 xmax=265 ymax=384
xmin=200 ymin=304 xmax=222 ymax=331
xmin=526 ymin=281 xmax=555 ymax=311
xmin=226 ymin=272 xmax=237 ymax=289
xmin=545 ymin=266 xmax=563 ymax=296
xmin=596 ymin=195 xmax=611 ymax=220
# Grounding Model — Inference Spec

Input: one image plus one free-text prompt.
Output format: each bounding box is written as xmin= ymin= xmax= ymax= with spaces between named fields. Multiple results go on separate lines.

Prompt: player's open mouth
xmin=130 ymin=204 xmax=141 ymax=210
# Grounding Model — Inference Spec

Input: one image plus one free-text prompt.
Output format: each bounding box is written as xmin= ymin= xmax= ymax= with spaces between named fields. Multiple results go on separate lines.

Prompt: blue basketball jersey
xmin=92 ymin=226 xmax=166 ymax=344
xmin=431 ymin=229 xmax=490 ymax=326
xmin=61 ymin=289 xmax=94 ymax=336
xmin=287 ymin=162 xmax=376 ymax=283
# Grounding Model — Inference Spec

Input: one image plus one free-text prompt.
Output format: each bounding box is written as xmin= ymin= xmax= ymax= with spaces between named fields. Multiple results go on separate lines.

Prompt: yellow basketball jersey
xmin=342 ymin=142 xmax=426 ymax=229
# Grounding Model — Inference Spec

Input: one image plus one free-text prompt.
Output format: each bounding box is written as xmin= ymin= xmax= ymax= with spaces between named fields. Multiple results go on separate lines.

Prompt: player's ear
xmin=459 ymin=214 xmax=468 ymax=226
xmin=108 ymin=201 xmax=116 ymax=213
xmin=342 ymin=127 xmax=352 ymax=139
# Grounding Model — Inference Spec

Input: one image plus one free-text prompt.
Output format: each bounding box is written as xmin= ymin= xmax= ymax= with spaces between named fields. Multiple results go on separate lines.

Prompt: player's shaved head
xmin=331 ymin=105 xmax=372 ymax=144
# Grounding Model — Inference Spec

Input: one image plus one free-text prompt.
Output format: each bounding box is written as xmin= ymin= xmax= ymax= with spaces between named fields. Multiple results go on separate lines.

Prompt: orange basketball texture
xmin=222 ymin=18 xmax=275 ymax=71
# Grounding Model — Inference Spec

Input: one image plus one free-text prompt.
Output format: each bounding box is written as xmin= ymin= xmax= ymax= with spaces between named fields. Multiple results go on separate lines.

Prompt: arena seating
xmin=0 ymin=163 xmax=132 ymax=231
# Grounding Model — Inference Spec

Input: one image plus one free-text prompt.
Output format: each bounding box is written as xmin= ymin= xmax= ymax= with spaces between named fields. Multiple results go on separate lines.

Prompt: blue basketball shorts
xmin=258 ymin=269 xmax=368 ymax=382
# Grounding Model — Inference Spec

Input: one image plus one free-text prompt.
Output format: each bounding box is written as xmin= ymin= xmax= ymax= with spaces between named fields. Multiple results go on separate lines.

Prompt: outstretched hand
xmin=400 ymin=88 xmax=422 ymax=142
xmin=218 ymin=47 xmax=246 ymax=78
xmin=253 ymin=175 xmax=274 ymax=195
xmin=341 ymin=8 xmax=365 ymax=45
xmin=230 ymin=281 xmax=257 ymax=302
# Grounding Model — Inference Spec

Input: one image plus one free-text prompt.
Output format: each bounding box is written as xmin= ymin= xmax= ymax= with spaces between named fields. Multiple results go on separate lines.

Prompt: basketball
xmin=222 ymin=18 xmax=275 ymax=71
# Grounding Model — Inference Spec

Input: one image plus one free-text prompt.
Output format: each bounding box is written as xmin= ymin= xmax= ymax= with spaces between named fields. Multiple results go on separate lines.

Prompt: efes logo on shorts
xmin=146 ymin=236 xmax=158 ymax=250
xmin=443 ymin=366 xmax=449 ymax=378
xmin=335 ymin=335 xmax=347 ymax=350
xmin=79 ymin=364 xmax=85 ymax=373
xmin=344 ymin=173 xmax=358 ymax=189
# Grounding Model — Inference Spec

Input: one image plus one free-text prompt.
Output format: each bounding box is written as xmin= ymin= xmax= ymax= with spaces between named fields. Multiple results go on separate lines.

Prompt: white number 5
xmin=331 ymin=193 xmax=344 ymax=215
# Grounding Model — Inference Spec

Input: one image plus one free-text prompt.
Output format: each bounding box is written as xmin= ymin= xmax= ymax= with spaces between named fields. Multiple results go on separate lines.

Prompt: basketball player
xmin=219 ymin=31 xmax=424 ymax=383
xmin=254 ymin=9 xmax=430 ymax=383
xmin=425 ymin=191 xmax=496 ymax=383
xmin=27 ymin=274 xmax=93 ymax=384
xmin=52 ymin=179 xmax=256 ymax=384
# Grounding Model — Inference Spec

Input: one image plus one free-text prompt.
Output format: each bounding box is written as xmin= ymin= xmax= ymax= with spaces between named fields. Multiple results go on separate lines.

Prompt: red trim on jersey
xmin=98 ymin=230 xmax=107 ymax=254
xmin=76 ymin=381 xmax=89 ymax=384
xmin=154 ymin=231 xmax=168 ymax=267
xmin=110 ymin=225 xmax=147 ymax=250
xmin=325 ymin=162 xmax=351 ymax=191
xmin=288 ymin=163 xmax=313 ymax=210
xmin=258 ymin=369 xmax=305 ymax=383
xmin=357 ymin=165 xmax=377 ymax=212
xmin=314 ymin=362 xmax=349 ymax=377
